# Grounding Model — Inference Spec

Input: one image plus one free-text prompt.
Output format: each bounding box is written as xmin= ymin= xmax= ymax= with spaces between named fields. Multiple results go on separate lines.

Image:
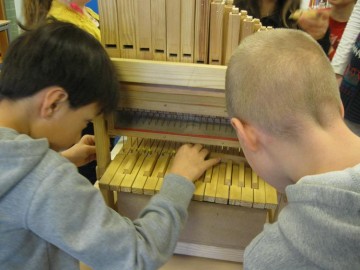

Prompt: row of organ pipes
xmin=98 ymin=0 xmax=273 ymax=65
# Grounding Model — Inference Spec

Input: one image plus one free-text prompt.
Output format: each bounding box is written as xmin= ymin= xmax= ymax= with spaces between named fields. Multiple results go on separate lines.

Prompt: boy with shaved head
xmin=226 ymin=29 xmax=360 ymax=269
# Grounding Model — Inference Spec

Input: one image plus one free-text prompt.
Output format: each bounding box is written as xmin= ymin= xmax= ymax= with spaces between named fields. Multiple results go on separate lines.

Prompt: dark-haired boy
xmin=0 ymin=21 xmax=218 ymax=270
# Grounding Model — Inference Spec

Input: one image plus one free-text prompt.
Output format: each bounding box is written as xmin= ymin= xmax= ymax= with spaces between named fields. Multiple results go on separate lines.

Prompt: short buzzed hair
xmin=226 ymin=29 xmax=342 ymax=138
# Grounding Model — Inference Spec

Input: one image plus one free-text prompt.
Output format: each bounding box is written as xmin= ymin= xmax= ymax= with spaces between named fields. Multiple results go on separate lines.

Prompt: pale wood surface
xmin=98 ymin=0 xmax=120 ymax=57
xmin=80 ymin=255 xmax=243 ymax=270
xmin=135 ymin=0 xmax=153 ymax=60
xmin=111 ymin=58 xmax=226 ymax=89
xmin=166 ymin=0 xmax=181 ymax=62
xmin=194 ymin=0 xmax=211 ymax=64
xmin=209 ymin=0 xmax=224 ymax=65
xmin=151 ymin=0 xmax=167 ymax=61
xmin=180 ymin=0 xmax=195 ymax=63
xmin=117 ymin=0 xmax=137 ymax=58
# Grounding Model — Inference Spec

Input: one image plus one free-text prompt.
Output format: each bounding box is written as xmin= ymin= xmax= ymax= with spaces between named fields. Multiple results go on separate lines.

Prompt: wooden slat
xmin=204 ymin=164 xmax=220 ymax=202
xmin=98 ymin=0 xmax=120 ymax=57
xmin=117 ymin=0 xmax=137 ymax=58
xmin=215 ymin=163 xmax=229 ymax=204
xmin=251 ymin=170 xmax=259 ymax=189
xmin=151 ymin=0 xmax=167 ymax=61
xmin=229 ymin=164 xmax=241 ymax=205
xmin=181 ymin=0 xmax=196 ymax=63
xmin=221 ymin=0 xmax=235 ymax=65
xmin=224 ymin=8 xmax=241 ymax=65
xmin=209 ymin=0 xmax=224 ymax=65
xmin=194 ymin=0 xmax=211 ymax=64
xmin=120 ymin=153 xmax=147 ymax=192
xmin=240 ymin=167 xmax=253 ymax=207
xmin=111 ymin=58 xmax=226 ymax=90
xmin=135 ymin=0 xmax=153 ymax=60
xmin=166 ymin=0 xmax=181 ymax=62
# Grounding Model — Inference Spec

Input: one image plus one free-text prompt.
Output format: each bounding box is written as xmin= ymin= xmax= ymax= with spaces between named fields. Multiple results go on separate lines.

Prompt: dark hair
xmin=234 ymin=0 xmax=300 ymax=28
xmin=0 ymin=19 xmax=119 ymax=114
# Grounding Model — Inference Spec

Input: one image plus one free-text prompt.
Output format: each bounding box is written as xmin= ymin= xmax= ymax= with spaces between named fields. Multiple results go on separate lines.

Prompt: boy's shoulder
xmin=0 ymin=127 xmax=76 ymax=197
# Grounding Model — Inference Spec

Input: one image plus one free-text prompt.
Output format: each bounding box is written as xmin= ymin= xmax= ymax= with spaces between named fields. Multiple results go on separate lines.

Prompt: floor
xmin=80 ymin=255 xmax=243 ymax=270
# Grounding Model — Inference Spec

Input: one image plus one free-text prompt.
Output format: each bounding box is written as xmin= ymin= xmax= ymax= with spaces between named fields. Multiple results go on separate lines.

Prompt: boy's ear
xmin=39 ymin=87 xmax=69 ymax=118
xmin=340 ymin=102 xmax=345 ymax=118
xmin=230 ymin=117 xmax=259 ymax=152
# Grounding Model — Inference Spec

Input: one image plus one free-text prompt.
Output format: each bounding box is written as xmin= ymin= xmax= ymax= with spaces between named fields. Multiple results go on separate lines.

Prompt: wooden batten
xmin=180 ymin=0 xmax=196 ymax=63
xmin=166 ymin=0 xmax=181 ymax=62
xmin=209 ymin=0 xmax=224 ymax=65
xmin=224 ymin=7 xmax=241 ymax=65
xmin=98 ymin=0 xmax=121 ymax=57
xmin=151 ymin=0 xmax=167 ymax=61
xmin=135 ymin=0 xmax=153 ymax=60
xmin=194 ymin=0 xmax=211 ymax=64
xmin=117 ymin=0 xmax=137 ymax=59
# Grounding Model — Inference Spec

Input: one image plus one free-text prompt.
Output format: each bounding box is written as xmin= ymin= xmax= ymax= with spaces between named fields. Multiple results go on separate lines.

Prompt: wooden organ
xmin=94 ymin=0 xmax=279 ymax=263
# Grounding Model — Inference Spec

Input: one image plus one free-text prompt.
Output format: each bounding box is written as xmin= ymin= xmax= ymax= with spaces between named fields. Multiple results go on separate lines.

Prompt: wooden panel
xmin=112 ymin=58 xmax=226 ymax=89
xmin=194 ymin=0 xmax=211 ymax=64
xmin=166 ymin=0 xmax=181 ymax=62
xmin=135 ymin=0 xmax=152 ymax=60
xmin=98 ymin=0 xmax=120 ymax=57
xmin=209 ymin=0 xmax=224 ymax=65
xmin=151 ymin=0 xmax=167 ymax=61
xmin=180 ymin=0 xmax=196 ymax=63
xmin=117 ymin=0 xmax=137 ymax=58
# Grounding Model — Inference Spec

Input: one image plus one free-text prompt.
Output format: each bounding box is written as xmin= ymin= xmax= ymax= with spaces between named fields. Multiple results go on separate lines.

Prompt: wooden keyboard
xmin=99 ymin=138 xmax=278 ymax=210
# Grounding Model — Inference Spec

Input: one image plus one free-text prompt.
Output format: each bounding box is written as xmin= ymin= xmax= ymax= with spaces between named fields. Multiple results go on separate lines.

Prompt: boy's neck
xmin=331 ymin=3 xmax=355 ymax=22
xmin=270 ymin=118 xmax=360 ymax=186
xmin=0 ymin=100 xmax=31 ymax=135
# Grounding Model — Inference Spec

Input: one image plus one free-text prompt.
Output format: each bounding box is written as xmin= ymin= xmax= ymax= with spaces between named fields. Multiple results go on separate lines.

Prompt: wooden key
xmin=204 ymin=166 xmax=213 ymax=182
xmin=155 ymin=153 xmax=171 ymax=177
xmin=225 ymin=159 xmax=232 ymax=185
xmin=251 ymin=170 xmax=259 ymax=189
xmin=143 ymin=152 xmax=159 ymax=176
xmin=193 ymin=174 xmax=205 ymax=201
xmin=98 ymin=150 xmax=128 ymax=189
xmin=238 ymin=162 xmax=245 ymax=187
xmin=229 ymin=164 xmax=241 ymax=205
xmin=120 ymin=153 xmax=147 ymax=192
xmin=240 ymin=167 xmax=253 ymax=207
xmin=155 ymin=157 xmax=174 ymax=193
xmin=122 ymin=152 xmax=139 ymax=174
xmin=215 ymin=163 xmax=229 ymax=204
xmin=204 ymin=164 xmax=220 ymax=202
xmin=253 ymin=177 xmax=266 ymax=209
xmin=108 ymin=152 xmax=135 ymax=191
xmin=143 ymin=153 xmax=170 ymax=194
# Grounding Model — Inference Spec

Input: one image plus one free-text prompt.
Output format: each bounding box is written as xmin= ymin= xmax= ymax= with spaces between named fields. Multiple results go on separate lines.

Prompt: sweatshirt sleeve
xmin=331 ymin=1 xmax=360 ymax=76
xmin=26 ymin=160 xmax=195 ymax=270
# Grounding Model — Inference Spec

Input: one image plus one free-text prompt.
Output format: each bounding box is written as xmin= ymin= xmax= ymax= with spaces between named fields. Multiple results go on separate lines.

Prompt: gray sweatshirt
xmin=0 ymin=127 xmax=195 ymax=270
xmin=244 ymin=164 xmax=360 ymax=269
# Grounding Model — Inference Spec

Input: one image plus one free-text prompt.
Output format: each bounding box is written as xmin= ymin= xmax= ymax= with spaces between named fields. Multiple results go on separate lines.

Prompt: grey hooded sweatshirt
xmin=0 ymin=127 xmax=195 ymax=270
xmin=244 ymin=163 xmax=360 ymax=269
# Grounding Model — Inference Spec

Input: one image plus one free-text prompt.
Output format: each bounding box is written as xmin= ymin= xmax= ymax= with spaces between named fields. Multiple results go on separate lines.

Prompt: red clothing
xmin=328 ymin=17 xmax=348 ymax=60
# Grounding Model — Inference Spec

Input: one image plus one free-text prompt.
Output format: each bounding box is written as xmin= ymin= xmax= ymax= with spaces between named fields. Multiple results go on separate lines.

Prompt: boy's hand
xmin=169 ymin=144 xmax=220 ymax=182
xmin=61 ymin=135 xmax=96 ymax=167
xmin=298 ymin=9 xmax=330 ymax=41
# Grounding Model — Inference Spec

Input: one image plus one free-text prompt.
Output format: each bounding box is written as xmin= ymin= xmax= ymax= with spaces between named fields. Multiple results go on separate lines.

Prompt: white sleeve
xmin=331 ymin=1 xmax=360 ymax=75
